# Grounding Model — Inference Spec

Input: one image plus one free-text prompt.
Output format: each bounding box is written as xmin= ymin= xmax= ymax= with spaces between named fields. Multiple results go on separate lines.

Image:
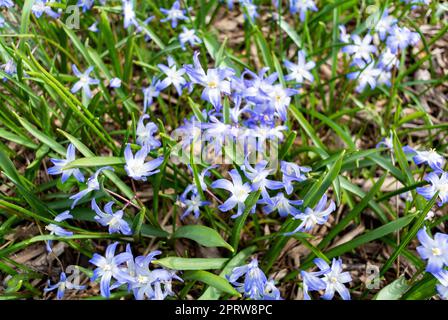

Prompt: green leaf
xmin=63 ymin=157 xmax=126 ymax=169
xmin=174 ymin=225 xmax=234 ymax=252
xmin=152 ymin=257 xmax=228 ymax=270
xmin=183 ymin=271 xmax=240 ymax=297
xmin=374 ymin=277 xmax=410 ymax=300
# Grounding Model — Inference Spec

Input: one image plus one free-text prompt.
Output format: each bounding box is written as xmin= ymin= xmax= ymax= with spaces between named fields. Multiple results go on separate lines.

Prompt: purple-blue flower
xmin=347 ymin=62 xmax=382 ymax=92
xmin=77 ymin=0 xmax=94 ymax=12
xmin=403 ymin=146 xmax=445 ymax=173
xmin=1 ymin=59 xmax=16 ymax=81
xmin=109 ymin=77 xmax=122 ymax=88
xmin=211 ymin=169 xmax=252 ymax=218
xmin=416 ymin=227 xmax=448 ymax=274
xmin=124 ymin=144 xmax=163 ymax=181
xmin=157 ymin=56 xmax=186 ymax=96
xmin=90 ymin=242 xmax=135 ymax=298
xmin=0 ymin=0 xmax=13 ymax=8
xmin=227 ymin=258 xmax=267 ymax=300
xmin=284 ymin=50 xmax=315 ymax=84
xmin=91 ymin=199 xmax=132 ymax=235
xmin=281 ymin=161 xmax=311 ymax=195
xmin=185 ymin=52 xmax=234 ymax=110
xmin=179 ymin=27 xmax=202 ymax=50
xmin=416 ymin=172 xmax=448 ymax=206
xmin=70 ymin=65 xmax=100 ymax=98
xmin=343 ymin=34 xmax=377 ymax=66
xmin=136 ymin=115 xmax=161 ymax=150
xmin=31 ymin=0 xmax=60 ymax=19
xmin=142 ymin=77 xmax=162 ymax=112
xmin=122 ymin=0 xmax=139 ymax=29
xmin=259 ymin=192 xmax=303 ymax=217
xmin=160 ymin=1 xmax=188 ymax=28
xmin=386 ymin=26 xmax=419 ymax=54
xmin=242 ymin=158 xmax=283 ymax=204
xmin=45 ymin=211 xmax=73 ymax=252
xmin=289 ymin=0 xmax=318 ymax=21
xmin=302 ymin=258 xmax=351 ymax=300
xmin=48 ymin=143 xmax=85 ymax=183
xmin=44 ymin=272 xmax=86 ymax=300
xmin=69 ymin=166 xmax=114 ymax=208
xmin=373 ymin=9 xmax=397 ymax=41
xmin=286 ymin=194 xmax=335 ymax=234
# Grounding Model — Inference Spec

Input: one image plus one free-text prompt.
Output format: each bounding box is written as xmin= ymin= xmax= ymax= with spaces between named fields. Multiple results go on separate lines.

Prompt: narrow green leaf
xmin=173 ymin=225 xmax=234 ymax=252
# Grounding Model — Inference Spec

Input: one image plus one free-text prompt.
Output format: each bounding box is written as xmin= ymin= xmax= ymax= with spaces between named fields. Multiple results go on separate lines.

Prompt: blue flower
xmin=211 ymin=169 xmax=252 ymax=218
xmin=136 ymin=115 xmax=161 ymax=150
xmin=88 ymin=21 xmax=99 ymax=32
xmin=124 ymin=144 xmax=163 ymax=181
xmin=69 ymin=166 xmax=114 ymax=208
xmin=179 ymin=27 xmax=202 ymax=50
xmin=157 ymin=56 xmax=187 ymax=96
xmin=0 ymin=17 xmax=5 ymax=28
xmin=416 ymin=172 xmax=448 ymax=206
xmin=376 ymin=132 xmax=393 ymax=150
xmin=1 ymin=59 xmax=16 ymax=81
xmin=289 ymin=0 xmax=318 ymax=21
xmin=319 ymin=258 xmax=352 ymax=300
xmin=302 ymin=258 xmax=351 ymax=300
xmin=227 ymin=258 xmax=267 ymax=300
xmin=338 ymin=25 xmax=351 ymax=43
xmin=90 ymin=242 xmax=135 ymax=298
xmin=416 ymin=227 xmax=448 ymax=274
xmin=373 ymin=9 xmax=397 ymax=41
xmin=178 ymin=188 xmax=210 ymax=220
xmin=70 ymin=65 xmax=100 ymax=98
xmin=267 ymin=84 xmax=298 ymax=121
xmin=240 ymin=0 xmax=258 ymax=21
xmin=242 ymin=158 xmax=283 ymax=204
xmin=386 ymin=26 xmax=419 ymax=54
xmin=403 ymin=146 xmax=445 ymax=173
xmin=160 ymin=0 xmax=188 ymax=28
xmin=45 ymin=211 xmax=73 ymax=252
xmin=0 ymin=0 xmax=13 ymax=8
xmin=77 ymin=0 xmax=94 ymax=12
xmin=202 ymin=116 xmax=233 ymax=155
xmin=91 ymin=199 xmax=132 ymax=235
xmin=378 ymin=48 xmax=399 ymax=70
xmin=122 ymin=0 xmax=139 ymax=29
xmin=47 ymin=143 xmax=85 ymax=183
xmin=259 ymin=192 xmax=303 ymax=217
xmin=184 ymin=51 xmax=234 ymax=110
xmin=141 ymin=268 xmax=183 ymax=300
xmin=343 ymin=34 xmax=377 ymax=66
xmin=281 ymin=161 xmax=311 ymax=195
xmin=262 ymin=278 xmax=282 ymax=300
xmin=434 ymin=270 xmax=448 ymax=300
xmin=301 ymin=267 xmax=327 ymax=300
xmin=109 ymin=77 xmax=122 ymax=88
xmin=44 ymin=272 xmax=86 ymax=300
xmin=347 ymin=62 xmax=382 ymax=92
xmin=286 ymin=194 xmax=335 ymax=234
xmin=284 ymin=50 xmax=315 ymax=84
xmin=142 ymin=77 xmax=162 ymax=112
xmin=31 ymin=0 xmax=60 ymax=19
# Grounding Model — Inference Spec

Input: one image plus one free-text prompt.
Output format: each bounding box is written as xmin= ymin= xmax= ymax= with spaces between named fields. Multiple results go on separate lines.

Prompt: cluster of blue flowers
xmin=3 ymin=0 xmax=442 ymax=301
xmin=341 ymin=8 xmax=420 ymax=92
xmin=46 ymin=242 xmax=182 ymax=300
xmin=227 ymin=258 xmax=281 ymax=300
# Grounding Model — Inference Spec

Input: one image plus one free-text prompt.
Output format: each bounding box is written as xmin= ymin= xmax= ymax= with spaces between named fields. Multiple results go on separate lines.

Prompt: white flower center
xmin=432 ymin=247 xmax=441 ymax=256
